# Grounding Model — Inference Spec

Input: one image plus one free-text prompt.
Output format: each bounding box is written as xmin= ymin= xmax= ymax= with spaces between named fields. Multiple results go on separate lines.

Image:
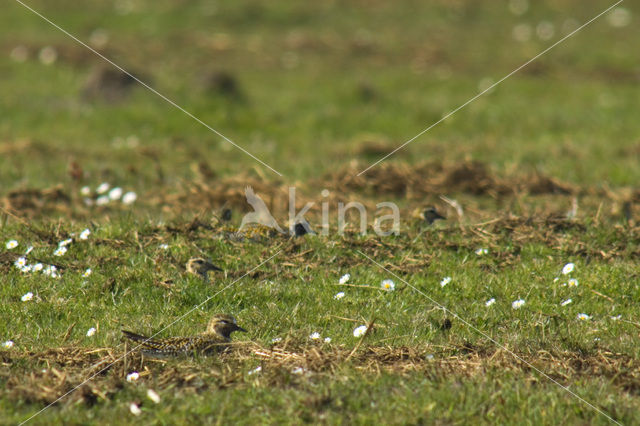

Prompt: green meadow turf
xmin=1 ymin=0 xmax=640 ymax=424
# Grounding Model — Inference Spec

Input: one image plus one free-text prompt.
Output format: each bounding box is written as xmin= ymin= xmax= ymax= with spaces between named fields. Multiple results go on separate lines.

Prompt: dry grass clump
xmin=3 ymin=343 xmax=639 ymax=407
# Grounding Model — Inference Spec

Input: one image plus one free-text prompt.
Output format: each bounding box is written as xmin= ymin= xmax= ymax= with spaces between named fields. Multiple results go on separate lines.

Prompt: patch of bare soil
xmin=2 ymin=160 xmax=639 ymax=227
xmin=1 ymin=185 xmax=72 ymax=217
xmin=323 ymin=160 xmax=576 ymax=199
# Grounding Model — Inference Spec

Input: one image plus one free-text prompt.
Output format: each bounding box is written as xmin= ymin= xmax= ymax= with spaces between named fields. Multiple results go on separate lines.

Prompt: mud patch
xmin=1 ymin=185 xmax=71 ymax=217
xmin=324 ymin=160 xmax=576 ymax=199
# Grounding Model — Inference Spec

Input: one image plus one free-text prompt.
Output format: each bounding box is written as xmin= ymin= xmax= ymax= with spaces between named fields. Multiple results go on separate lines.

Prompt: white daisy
xmin=324 ymin=337 xmax=332 ymax=343
xmin=561 ymin=298 xmax=572 ymax=307
xmin=309 ymin=332 xmax=321 ymax=340
xmin=508 ymin=0 xmax=528 ymax=16
xmin=568 ymin=278 xmax=579 ymax=287
xmin=96 ymin=182 xmax=110 ymax=194
xmin=271 ymin=337 xmax=282 ymax=343
xmin=122 ymin=191 xmax=137 ymax=205
xmin=562 ymin=262 xmax=575 ymax=275
xmin=6 ymin=240 xmax=18 ymax=250
xmin=58 ymin=238 xmax=73 ymax=247
xmin=126 ymin=371 xmax=140 ymax=382
xmin=108 ymin=187 xmax=123 ymax=201
xmin=9 ymin=45 xmax=28 ymax=62
xmin=512 ymin=23 xmax=532 ymax=42
xmin=381 ymin=279 xmax=395 ymax=291
xmin=86 ymin=327 xmax=96 ymax=337
xmin=607 ymin=7 xmax=631 ymax=28
xmin=333 ymin=292 xmax=345 ymax=300
xmin=79 ymin=229 xmax=91 ymax=240
xmin=33 ymin=263 xmax=43 ymax=272
xmin=248 ymin=366 xmax=262 ymax=375
xmin=3 ymin=340 xmax=14 ymax=349
xmin=536 ymin=21 xmax=555 ymax=41
xmin=43 ymin=265 xmax=57 ymax=277
xmin=21 ymin=292 xmax=33 ymax=302
xmin=53 ymin=246 xmax=67 ymax=256
xmin=159 ymin=244 xmax=169 ymax=250
xmin=512 ymin=299 xmax=525 ymax=309
xmin=291 ymin=367 xmax=306 ymax=375
xmin=611 ymin=315 xmax=622 ymax=321
xmin=353 ymin=325 xmax=368 ymax=338
xmin=129 ymin=403 xmax=141 ymax=416
xmin=475 ymin=248 xmax=488 ymax=256
xmin=146 ymin=389 xmax=161 ymax=404
xmin=14 ymin=257 xmax=27 ymax=269
xmin=96 ymin=195 xmax=110 ymax=206
xmin=339 ymin=273 xmax=350 ymax=284
xmin=82 ymin=268 xmax=92 ymax=277
xmin=38 ymin=46 xmax=57 ymax=65
xmin=80 ymin=186 xmax=91 ymax=196
xmin=440 ymin=277 xmax=452 ymax=288
xmin=485 ymin=298 xmax=496 ymax=307
xmin=577 ymin=313 xmax=590 ymax=321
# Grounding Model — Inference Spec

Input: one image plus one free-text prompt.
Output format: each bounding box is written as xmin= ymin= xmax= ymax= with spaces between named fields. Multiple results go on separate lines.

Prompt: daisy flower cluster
xmin=8 ymin=231 xmax=96 ymax=313
xmin=80 ymin=183 xmax=137 ymax=207
xmin=308 ymin=331 xmax=332 ymax=344
xmin=9 ymin=45 xmax=58 ymax=64
xmin=311 ymin=273 xmax=397 ymax=343
xmin=507 ymin=1 xmax=626 ymax=46
xmin=10 ymin=246 xmax=60 ymax=278
xmin=475 ymin=248 xmax=488 ymax=256
xmin=337 ymin=272 xmax=397 ymax=294
xmin=555 ymin=262 xmax=597 ymax=323
xmin=9 ymin=230 xmax=92 ymax=278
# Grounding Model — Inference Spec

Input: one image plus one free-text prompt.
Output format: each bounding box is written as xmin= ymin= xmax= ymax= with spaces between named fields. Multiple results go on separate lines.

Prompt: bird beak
xmin=207 ymin=263 xmax=223 ymax=272
xmin=234 ymin=324 xmax=247 ymax=333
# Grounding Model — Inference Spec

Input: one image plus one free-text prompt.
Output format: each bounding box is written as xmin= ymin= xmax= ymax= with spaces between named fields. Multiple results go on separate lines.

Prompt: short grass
xmin=1 ymin=0 xmax=640 ymax=424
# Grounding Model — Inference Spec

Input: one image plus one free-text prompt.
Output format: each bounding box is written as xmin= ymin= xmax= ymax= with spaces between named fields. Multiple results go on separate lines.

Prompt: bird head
xmin=207 ymin=314 xmax=247 ymax=339
xmin=186 ymin=257 xmax=222 ymax=278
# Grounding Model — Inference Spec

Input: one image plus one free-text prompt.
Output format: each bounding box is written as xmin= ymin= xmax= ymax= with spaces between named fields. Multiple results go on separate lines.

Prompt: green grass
xmin=1 ymin=0 xmax=640 ymax=424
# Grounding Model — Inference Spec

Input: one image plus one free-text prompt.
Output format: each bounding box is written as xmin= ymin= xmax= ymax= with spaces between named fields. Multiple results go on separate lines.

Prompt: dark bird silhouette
xmin=422 ymin=206 xmax=446 ymax=225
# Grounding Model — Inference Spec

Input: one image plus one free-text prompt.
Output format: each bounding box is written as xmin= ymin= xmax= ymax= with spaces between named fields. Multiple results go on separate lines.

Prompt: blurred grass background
xmin=1 ymin=0 xmax=638 ymax=187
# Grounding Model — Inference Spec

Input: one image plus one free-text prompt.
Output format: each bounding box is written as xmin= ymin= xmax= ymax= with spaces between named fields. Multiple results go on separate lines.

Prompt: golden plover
xmin=122 ymin=314 xmax=246 ymax=357
xmin=421 ymin=206 xmax=445 ymax=225
xmin=186 ymin=257 xmax=223 ymax=282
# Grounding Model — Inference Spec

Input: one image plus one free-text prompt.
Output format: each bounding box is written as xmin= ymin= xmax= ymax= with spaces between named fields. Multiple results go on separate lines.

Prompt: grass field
xmin=1 ymin=0 xmax=639 ymax=424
